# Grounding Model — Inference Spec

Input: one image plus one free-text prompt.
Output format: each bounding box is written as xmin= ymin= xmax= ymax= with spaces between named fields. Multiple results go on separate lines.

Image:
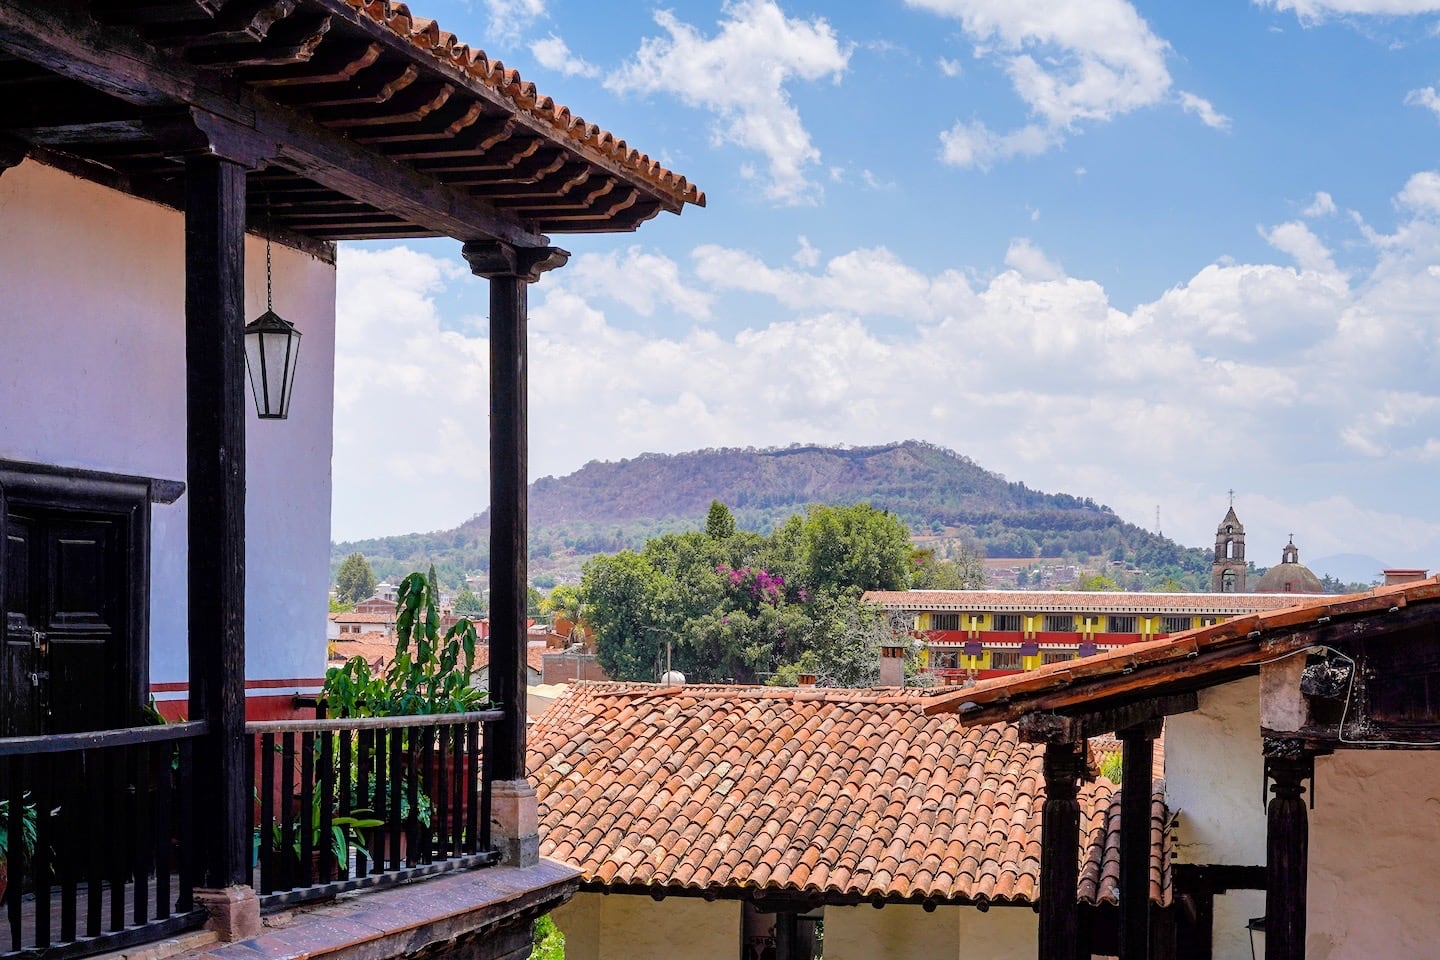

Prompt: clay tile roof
xmin=329 ymin=611 xmax=396 ymax=624
xmin=329 ymin=630 xmax=395 ymax=669
xmin=472 ymin=641 xmax=549 ymax=674
xmin=926 ymin=576 xmax=1440 ymax=723
xmin=529 ymin=682 xmax=1169 ymax=906
xmin=342 ymin=0 xmax=703 ymax=209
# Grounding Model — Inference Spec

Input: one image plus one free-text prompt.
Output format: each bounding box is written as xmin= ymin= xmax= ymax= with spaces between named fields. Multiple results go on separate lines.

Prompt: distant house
xmin=531 ymin=682 xmax=1170 ymax=960
xmin=473 ymin=641 xmax=547 ymax=689
xmin=354 ymin=594 xmax=398 ymax=616
xmin=931 ymin=576 xmax=1440 ymax=960
xmin=327 ymin=609 xmax=396 ymax=640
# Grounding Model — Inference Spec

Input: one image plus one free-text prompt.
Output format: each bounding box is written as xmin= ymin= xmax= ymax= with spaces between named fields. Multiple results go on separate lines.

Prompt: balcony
xmin=0 ymin=710 xmax=565 ymax=960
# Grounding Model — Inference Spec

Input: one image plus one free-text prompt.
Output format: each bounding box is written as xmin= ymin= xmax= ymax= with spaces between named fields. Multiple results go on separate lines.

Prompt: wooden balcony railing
xmin=247 ymin=710 xmax=502 ymax=907
xmin=0 ymin=721 xmax=209 ymax=960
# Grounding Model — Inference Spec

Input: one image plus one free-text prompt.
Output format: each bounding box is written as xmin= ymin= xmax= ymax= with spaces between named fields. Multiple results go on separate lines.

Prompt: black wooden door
xmin=1 ymin=505 xmax=130 ymax=736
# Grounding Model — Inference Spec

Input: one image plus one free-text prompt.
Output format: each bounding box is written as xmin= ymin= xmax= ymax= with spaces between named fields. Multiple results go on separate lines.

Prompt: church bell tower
xmin=1212 ymin=495 xmax=1247 ymax=593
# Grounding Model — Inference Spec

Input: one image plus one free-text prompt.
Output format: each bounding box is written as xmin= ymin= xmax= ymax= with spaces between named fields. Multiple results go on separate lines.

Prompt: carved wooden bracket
xmin=462 ymin=239 xmax=570 ymax=282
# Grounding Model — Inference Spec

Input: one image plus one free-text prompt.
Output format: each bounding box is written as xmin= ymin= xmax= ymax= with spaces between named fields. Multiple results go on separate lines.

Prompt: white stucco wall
xmin=1165 ymin=677 xmax=1267 ymax=960
xmin=0 ymin=160 xmax=335 ymax=687
xmin=1308 ymin=751 xmax=1440 ymax=960
xmin=549 ymin=895 xmax=599 ymax=960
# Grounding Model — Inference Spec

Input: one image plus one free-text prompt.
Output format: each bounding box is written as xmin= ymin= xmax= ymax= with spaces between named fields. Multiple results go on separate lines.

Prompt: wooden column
xmin=1040 ymin=740 xmax=1086 ymax=960
xmin=1119 ymin=720 xmax=1162 ymax=960
xmin=185 ymin=155 xmax=249 ymax=889
xmin=1264 ymin=740 xmax=1313 ymax=960
xmin=461 ymin=240 xmax=568 ymax=782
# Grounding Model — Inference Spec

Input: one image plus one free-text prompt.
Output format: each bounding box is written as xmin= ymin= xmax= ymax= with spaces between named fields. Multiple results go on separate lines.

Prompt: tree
xmin=452 ymin=586 xmax=485 ymax=615
xmin=912 ymin=548 xmax=986 ymax=590
xmin=705 ymin=499 xmax=736 ymax=540
xmin=784 ymin=503 xmax=913 ymax=595
xmin=335 ymin=552 xmax=376 ymax=604
xmin=583 ymin=551 xmax=665 ymax=681
xmin=1076 ymin=572 xmax=1120 ymax=591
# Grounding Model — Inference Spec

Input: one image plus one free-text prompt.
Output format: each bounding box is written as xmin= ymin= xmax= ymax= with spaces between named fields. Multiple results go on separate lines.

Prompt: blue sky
xmin=332 ymin=0 xmax=1440 ymax=576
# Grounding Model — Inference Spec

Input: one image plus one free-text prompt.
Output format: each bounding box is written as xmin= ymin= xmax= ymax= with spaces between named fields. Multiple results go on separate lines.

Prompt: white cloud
xmin=1396 ymin=170 xmax=1440 ymax=216
xmin=1258 ymin=0 xmax=1440 ymax=22
xmin=333 ymin=172 xmax=1440 ymax=569
xmin=1003 ymin=238 xmax=1064 ymax=280
xmin=607 ymin=0 xmax=851 ymax=204
xmin=1262 ymin=220 xmax=1339 ymax=273
xmin=530 ymin=35 xmax=598 ymax=78
xmin=938 ymin=57 xmax=963 ymax=77
xmin=482 ymin=0 xmax=546 ymax=42
xmin=939 ymin=120 xmax=1054 ymax=170
xmin=1304 ymin=191 xmax=1338 ymax=217
xmin=1405 ymin=85 xmax=1440 ymax=120
xmin=566 ymin=247 xmax=713 ymax=321
xmin=793 ymin=236 xmax=820 ymax=268
xmin=1178 ymin=91 xmax=1232 ymax=131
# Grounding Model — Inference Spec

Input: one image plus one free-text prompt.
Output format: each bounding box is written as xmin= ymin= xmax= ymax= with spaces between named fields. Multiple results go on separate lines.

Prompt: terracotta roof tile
xmin=342 ymin=0 xmax=703 ymax=209
xmin=529 ymin=682 xmax=1167 ymax=906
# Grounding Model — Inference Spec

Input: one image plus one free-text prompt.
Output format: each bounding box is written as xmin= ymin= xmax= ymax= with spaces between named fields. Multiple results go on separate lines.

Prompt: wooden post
xmin=185 ymin=155 xmax=249 ymax=890
xmin=1119 ymin=720 xmax=1161 ymax=960
xmin=1040 ymin=740 xmax=1086 ymax=960
xmin=461 ymin=241 xmax=567 ymax=782
xmin=1264 ymin=741 xmax=1313 ymax=960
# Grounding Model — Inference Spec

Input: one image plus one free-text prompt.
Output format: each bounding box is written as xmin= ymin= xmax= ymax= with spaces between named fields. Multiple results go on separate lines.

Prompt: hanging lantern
xmin=243 ymin=309 xmax=301 ymax=419
xmin=244 ymin=203 xmax=301 ymax=419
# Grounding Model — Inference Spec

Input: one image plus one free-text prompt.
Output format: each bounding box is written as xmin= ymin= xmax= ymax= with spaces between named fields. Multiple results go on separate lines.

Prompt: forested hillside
xmin=334 ymin=440 xmax=1211 ymax=589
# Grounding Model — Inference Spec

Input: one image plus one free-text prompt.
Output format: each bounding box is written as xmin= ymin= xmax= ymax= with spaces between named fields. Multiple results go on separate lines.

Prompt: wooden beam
xmin=1019 ymin=693 xmax=1198 ymax=743
xmin=0 ymin=0 xmax=547 ymax=246
xmin=272 ymin=62 xmax=417 ymax=107
xmin=184 ymin=154 xmax=249 ymax=890
xmin=186 ymin=13 xmax=331 ymax=67
xmin=239 ymin=39 xmax=380 ymax=86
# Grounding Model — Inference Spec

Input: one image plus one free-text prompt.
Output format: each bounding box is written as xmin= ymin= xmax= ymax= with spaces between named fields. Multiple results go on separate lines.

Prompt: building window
xmin=989 ymin=650 xmax=1023 ymax=670
xmin=1043 ymin=614 xmax=1074 ymax=632
xmin=1161 ymin=616 xmax=1192 ymax=633
xmin=1107 ymin=615 xmax=1138 ymax=634
xmin=931 ymin=613 xmax=961 ymax=631
xmin=1041 ymin=650 xmax=1074 ymax=665
xmin=931 ymin=649 xmax=959 ymax=670
xmin=992 ymin=614 xmax=1022 ymax=632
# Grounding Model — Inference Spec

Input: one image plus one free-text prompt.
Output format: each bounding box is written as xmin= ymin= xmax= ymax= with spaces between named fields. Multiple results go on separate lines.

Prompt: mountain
xmin=334 ymin=440 xmax=1212 ymax=588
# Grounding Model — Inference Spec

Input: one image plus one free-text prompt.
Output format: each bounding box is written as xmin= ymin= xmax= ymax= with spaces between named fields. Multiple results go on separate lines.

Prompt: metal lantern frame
xmin=243 ymin=201 xmax=301 ymax=420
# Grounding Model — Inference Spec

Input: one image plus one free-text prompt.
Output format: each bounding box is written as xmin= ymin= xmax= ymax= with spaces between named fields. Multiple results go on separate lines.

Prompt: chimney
xmin=1383 ymin=568 xmax=1428 ymax=586
xmin=797 ymin=673 xmax=817 ymax=687
xmin=879 ymin=643 xmax=906 ymax=688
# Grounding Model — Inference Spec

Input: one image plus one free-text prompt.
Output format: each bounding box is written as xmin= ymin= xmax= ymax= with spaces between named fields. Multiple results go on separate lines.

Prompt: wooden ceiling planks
xmin=0 ymin=0 xmax=701 ymax=246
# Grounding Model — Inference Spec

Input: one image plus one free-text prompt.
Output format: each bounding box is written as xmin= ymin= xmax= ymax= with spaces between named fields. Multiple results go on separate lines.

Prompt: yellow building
xmin=863 ymin=589 xmax=1314 ymax=680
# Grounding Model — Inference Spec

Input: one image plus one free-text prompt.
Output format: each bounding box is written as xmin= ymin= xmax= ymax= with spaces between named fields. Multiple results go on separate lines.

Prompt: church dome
xmin=1253 ymin=537 xmax=1326 ymax=595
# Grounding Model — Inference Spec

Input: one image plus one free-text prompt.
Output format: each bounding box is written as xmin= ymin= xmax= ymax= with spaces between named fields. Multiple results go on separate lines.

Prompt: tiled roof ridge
xmin=342 ymin=0 xmax=704 ymax=209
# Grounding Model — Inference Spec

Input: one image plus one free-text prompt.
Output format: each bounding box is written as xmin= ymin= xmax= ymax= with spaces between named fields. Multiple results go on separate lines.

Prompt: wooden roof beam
xmin=0 ymin=0 xmax=546 ymax=246
xmin=270 ymin=61 xmax=416 ymax=107
xmin=1017 ymin=692 xmax=1197 ymax=744
xmin=239 ymin=38 xmax=379 ymax=86
xmin=186 ymin=12 xmax=330 ymax=67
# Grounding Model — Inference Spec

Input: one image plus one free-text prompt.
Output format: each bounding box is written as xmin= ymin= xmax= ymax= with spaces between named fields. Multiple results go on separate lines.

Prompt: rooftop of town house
xmin=529 ymin=682 xmax=1170 ymax=908
xmin=923 ymin=575 xmax=1440 ymax=724
xmin=864 ymin=589 xmax=1322 ymax=615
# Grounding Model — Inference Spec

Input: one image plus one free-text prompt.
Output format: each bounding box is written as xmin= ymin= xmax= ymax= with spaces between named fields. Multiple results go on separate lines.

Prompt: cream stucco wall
xmin=552 ymin=894 xmax=1042 ymax=960
xmin=1165 ymin=677 xmax=1266 ymax=960
xmin=0 ymin=160 xmax=335 ymax=687
xmin=1307 ymin=751 xmax=1440 ymax=960
xmin=551 ymin=893 xmax=739 ymax=960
